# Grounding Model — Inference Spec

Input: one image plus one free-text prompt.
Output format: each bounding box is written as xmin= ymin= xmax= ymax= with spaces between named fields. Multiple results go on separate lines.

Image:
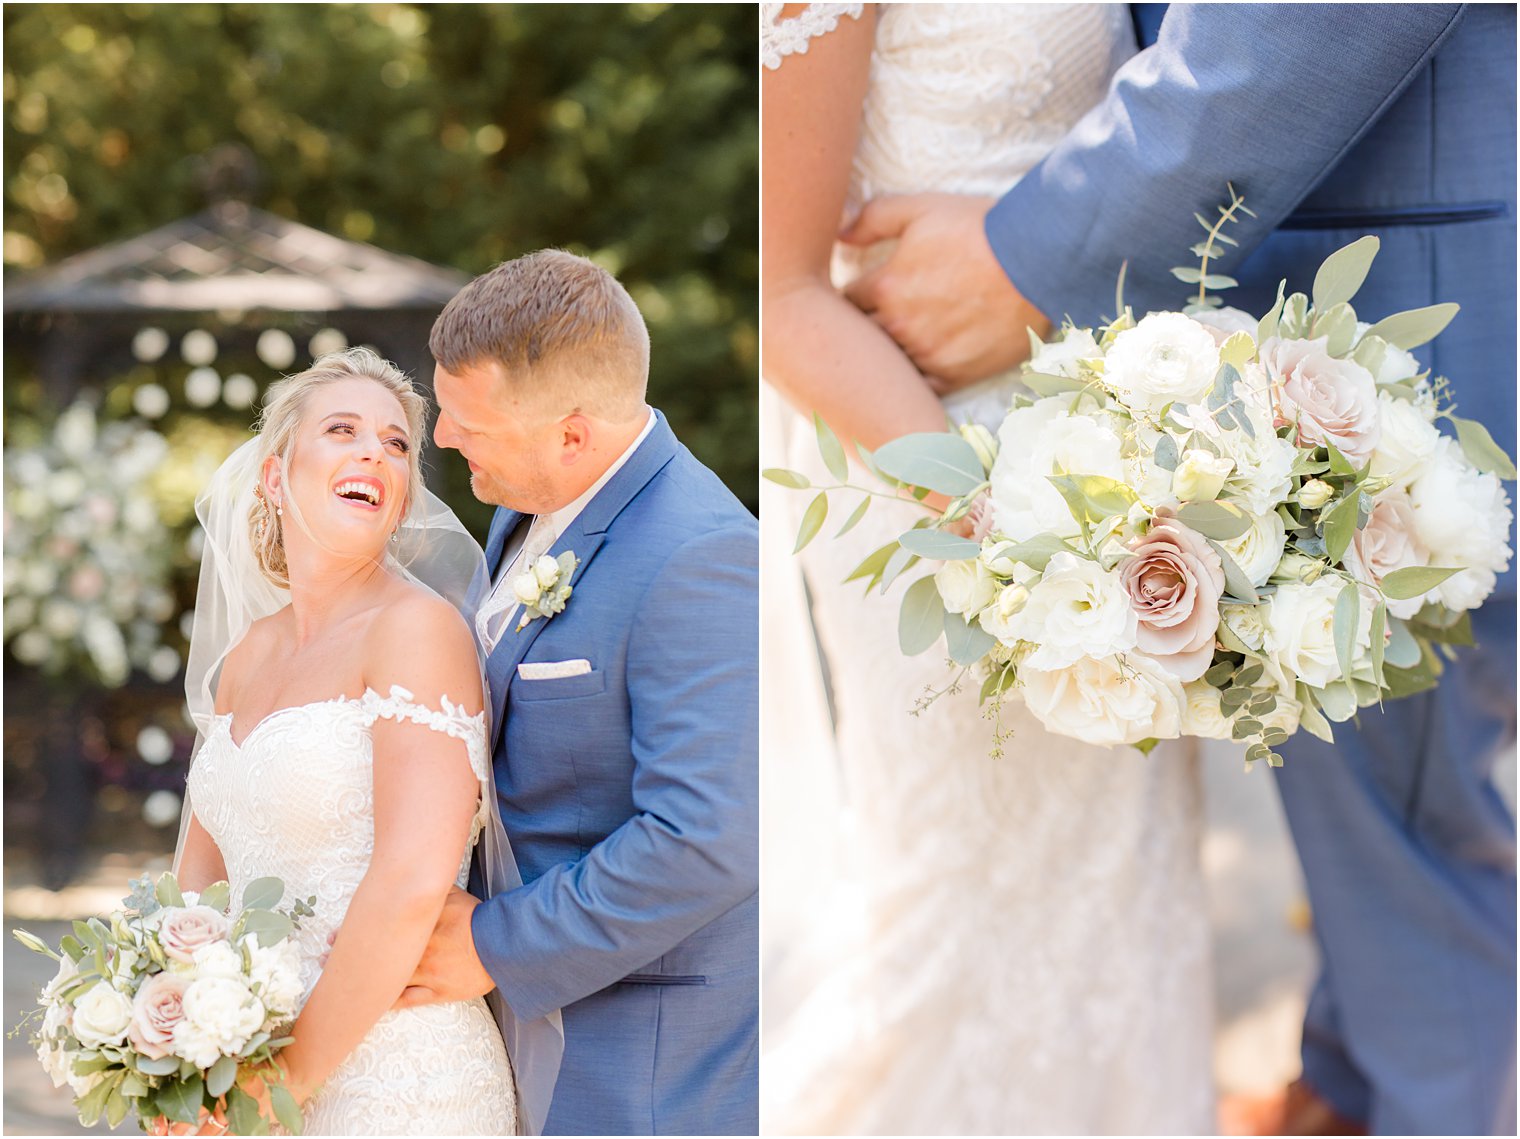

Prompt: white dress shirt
xmin=476 ymin=410 xmax=655 ymax=652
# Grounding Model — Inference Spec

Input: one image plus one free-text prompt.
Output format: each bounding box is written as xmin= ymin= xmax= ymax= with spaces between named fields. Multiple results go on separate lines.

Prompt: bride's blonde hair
xmin=249 ymin=347 xmax=429 ymax=587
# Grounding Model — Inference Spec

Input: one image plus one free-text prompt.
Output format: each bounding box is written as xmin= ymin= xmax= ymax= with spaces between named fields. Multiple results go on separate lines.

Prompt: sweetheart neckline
xmin=214 ymin=689 xmax=379 ymax=751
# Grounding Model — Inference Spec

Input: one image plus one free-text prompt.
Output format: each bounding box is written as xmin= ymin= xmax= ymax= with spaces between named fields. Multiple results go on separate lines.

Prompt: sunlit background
xmin=2 ymin=4 xmax=756 ymax=1131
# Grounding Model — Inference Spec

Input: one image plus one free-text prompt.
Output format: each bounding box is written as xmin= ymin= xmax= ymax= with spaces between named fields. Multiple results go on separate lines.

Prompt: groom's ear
xmin=557 ymin=414 xmax=591 ymax=466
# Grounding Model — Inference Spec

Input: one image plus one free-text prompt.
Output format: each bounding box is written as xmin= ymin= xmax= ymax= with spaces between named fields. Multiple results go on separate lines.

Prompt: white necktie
xmin=477 ymin=516 xmax=552 ymax=654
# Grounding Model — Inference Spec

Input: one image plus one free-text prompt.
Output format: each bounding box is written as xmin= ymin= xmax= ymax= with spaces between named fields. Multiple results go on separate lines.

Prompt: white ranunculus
xmin=1028 ymin=327 xmax=1102 ymax=379
xmin=1180 ymin=681 xmax=1234 ymax=740
xmin=977 ymin=582 xmax=1031 ymax=644
xmin=512 ymin=573 xmax=542 ymax=605
xmin=935 ymin=557 xmax=997 ymax=617
xmin=1104 ymin=312 xmax=1221 ymax=414
xmin=248 ymin=939 xmax=304 ymax=1018
xmin=1009 ymin=552 xmax=1137 ymax=669
xmin=531 ymin=554 xmax=561 ymax=590
xmin=1407 ymin=438 xmax=1513 ymax=611
xmin=1172 ymin=449 xmax=1234 ymax=502
xmin=174 ymin=977 xmax=265 ymax=1067
xmin=1369 ymin=393 xmax=1443 ymax=489
xmin=1265 ymin=576 xmax=1366 ymax=690
xmin=1019 ymin=651 xmax=1185 ymax=746
xmin=1220 ymin=510 xmax=1288 ymax=588
xmin=71 ymin=982 xmax=134 ymax=1048
xmin=989 ymin=397 xmax=1126 ymax=541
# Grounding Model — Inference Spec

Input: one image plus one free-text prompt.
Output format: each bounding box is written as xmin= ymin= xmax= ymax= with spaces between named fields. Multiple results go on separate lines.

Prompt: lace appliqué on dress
xmin=761 ymin=2 xmax=865 ymax=70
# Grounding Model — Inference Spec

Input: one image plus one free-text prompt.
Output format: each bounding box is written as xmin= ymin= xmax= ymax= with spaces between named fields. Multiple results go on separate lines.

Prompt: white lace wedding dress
xmin=187 ymin=686 xmax=518 ymax=1135
xmin=762 ymin=5 xmax=1214 ymax=1134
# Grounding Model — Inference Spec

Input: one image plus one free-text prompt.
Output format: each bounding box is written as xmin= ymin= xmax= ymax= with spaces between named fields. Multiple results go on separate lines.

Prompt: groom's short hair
xmin=429 ymin=249 xmax=650 ymax=421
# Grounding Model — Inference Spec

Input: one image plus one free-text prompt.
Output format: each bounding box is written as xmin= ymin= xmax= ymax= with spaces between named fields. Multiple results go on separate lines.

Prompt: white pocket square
xmin=517 ymin=659 xmax=592 ymax=680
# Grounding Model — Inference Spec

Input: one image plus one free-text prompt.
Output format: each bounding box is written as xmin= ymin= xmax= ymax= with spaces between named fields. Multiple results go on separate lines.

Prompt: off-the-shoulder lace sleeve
xmin=361 ymin=685 xmax=494 ymax=849
xmin=761 ymin=3 xmax=866 ymax=70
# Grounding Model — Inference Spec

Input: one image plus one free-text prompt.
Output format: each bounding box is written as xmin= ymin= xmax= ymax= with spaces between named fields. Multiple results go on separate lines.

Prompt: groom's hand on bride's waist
xmin=839 ymin=192 xmax=1050 ymax=388
xmin=395 ymin=886 xmax=495 ymax=1009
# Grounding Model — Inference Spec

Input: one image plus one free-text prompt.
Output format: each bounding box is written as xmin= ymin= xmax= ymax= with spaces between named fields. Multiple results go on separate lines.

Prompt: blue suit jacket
xmin=987 ymin=6 xmax=1515 ymax=1132
xmin=470 ymin=410 xmax=758 ymax=1135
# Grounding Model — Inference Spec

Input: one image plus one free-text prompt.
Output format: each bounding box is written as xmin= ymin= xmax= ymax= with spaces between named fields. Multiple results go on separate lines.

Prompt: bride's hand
xmin=839 ymin=192 xmax=1051 ymax=388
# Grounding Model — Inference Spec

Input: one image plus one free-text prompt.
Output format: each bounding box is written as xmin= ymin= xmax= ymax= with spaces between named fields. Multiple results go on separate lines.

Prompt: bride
xmin=166 ymin=348 xmax=558 ymax=1134
xmin=762 ymin=5 xmax=1213 ymax=1133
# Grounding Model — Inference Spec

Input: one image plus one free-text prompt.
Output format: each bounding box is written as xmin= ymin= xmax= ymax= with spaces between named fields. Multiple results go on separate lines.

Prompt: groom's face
xmin=432 ymin=360 xmax=563 ymax=512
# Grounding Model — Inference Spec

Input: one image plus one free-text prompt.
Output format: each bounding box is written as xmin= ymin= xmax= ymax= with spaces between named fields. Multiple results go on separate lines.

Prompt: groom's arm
xmin=988 ymin=2 xmax=1466 ymax=324
xmin=850 ymin=3 xmax=1466 ymax=378
xmin=471 ymin=524 xmax=759 ymax=1021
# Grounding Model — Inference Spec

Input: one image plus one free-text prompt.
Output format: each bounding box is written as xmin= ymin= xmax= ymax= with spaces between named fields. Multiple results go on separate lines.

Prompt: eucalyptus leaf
xmin=60 ymin=934 xmax=85 ymax=961
xmin=813 ymin=413 xmax=849 ymax=483
xmin=1235 ymin=662 xmax=1265 ymax=688
xmin=1002 ymin=533 xmax=1078 ymax=573
xmin=1321 ymin=494 xmax=1359 ymax=565
xmin=226 ymin=1086 xmax=269 ymax=1136
xmin=896 ymin=528 xmax=981 ymax=561
xmin=1153 ymin=433 xmax=1180 ymax=472
xmin=1384 ymin=618 xmax=1421 ymax=667
xmin=1206 ymin=539 xmax=1259 ymax=603
xmin=239 ymin=909 xmax=295 ymax=948
xmin=879 ymin=544 xmax=920 ymax=593
xmin=198 ymin=881 xmax=231 ymax=914
xmin=1048 ymin=473 xmax=1136 ymax=523
xmin=1205 ymin=660 xmax=1236 ymax=687
xmin=1019 ymin=370 xmax=1087 ymax=398
xmin=761 ymin=467 xmax=810 ymax=491
xmin=944 ymin=611 xmax=997 ymax=666
xmin=1311 ymin=235 xmax=1379 ymax=311
xmin=1296 ymin=684 xmax=1335 ymax=743
xmin=836 ymin=496 xmax=871 ymax=538
xmin=1202 ymin=274 xmax=1238 ymax=290
xmin=1451 ymin=414 xmax=1518 ymax=479
xmin=898 ymin=575 xmax=946 ymax=656
xmin=1380 ymin=565 xmax=1461 ymax=601
xmin=1280 ymin=293 xmax=1310 ymax=339
xmin=1231 ymin=718 xmax=1263 ymax=740
xmin=1312 ymin=302 xmax=1358 ymax=357
xmin=1176 ymin=500 xmax=1251 ymax=540
xmin=1332 ymin=579 xmax=1359 ymax=681
xmin=207 ymin=1054 xmax=238 ymax=1098
xmin=137 ymin=1054 xmax=182 ymax=1077
xmin=1370 ymin=601 xmax=1387 ymax=690
xmin=158 ymin=1073 xmax=205 ymax=1126
xmin=241 ymin=877 xmax=285 ymax=912
xmin=155 ymin=873 xmax=185 ymax=909
xmin=271 ymin=1084 xmax=304 ymax=1135
xmin=1261 ymin=727 xmax=1290 ymax=747
xmin=1170 ymin=266 xmax=1204 ymax=284
xmin=1218 ymin=332 xmax=1255 ymax=373
xmin=1364 ymin=302 xmax=1459 ymax=350
xmin=1257 ymin=280 xmax=1288 ymax=343
xmin=793 ymin=493 xmax=828 ymax=554
xmin=1317 ymin=680 xmax=1358 ymax=722
xmin=873 ymin=433 xmax=986 ymax=496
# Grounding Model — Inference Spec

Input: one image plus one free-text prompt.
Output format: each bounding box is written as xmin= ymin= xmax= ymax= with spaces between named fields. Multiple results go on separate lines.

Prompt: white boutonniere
xmin=513 ymin=551 xmax=578 ymax=631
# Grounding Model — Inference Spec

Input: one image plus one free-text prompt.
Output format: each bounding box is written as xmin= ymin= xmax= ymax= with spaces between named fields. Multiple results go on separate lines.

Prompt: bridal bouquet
xmin=13 ymin=872 xmax=312 ymax=1134
xmin=768 ymin=194 xmax=1515 ymax=765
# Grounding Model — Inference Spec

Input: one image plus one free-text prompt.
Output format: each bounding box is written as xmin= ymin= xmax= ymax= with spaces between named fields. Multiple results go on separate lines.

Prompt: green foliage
xmin=872 ymin=432 xmax=986 ymax=497
xmin=3 ymin=3 xmax=757 ymax=508
xmin=897 ymin=574 xmax=945 ymax=656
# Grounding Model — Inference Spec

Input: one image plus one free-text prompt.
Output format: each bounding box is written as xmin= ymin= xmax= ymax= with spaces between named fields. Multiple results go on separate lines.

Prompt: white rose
xmin=71 ymin=983 xmax=134 ymax=1048
xmin=1221 ymin=605 xmax=1268 ymax=652
xmin=1010 ymin=553 xmax=1137 ymax=669
xmin=1175 ymin=363 xmax=1297 ymax=514
xmin=1408 ymin=438 xmax=1513 ymax=611
xmin=531 ymin=554 xmax=561 ymax=590
xmin=989 ymin=397 xmax=1125 ymax=541
xmin=512 ymin=572 xmax=542 ymax=605
xmin=1180 ymin=681 xmax=1234 ymax=740
xmin=1369 ymin=393 xmax=1443 ymax=488
xmin=248 ymin=939 xmax=304 ymax=1018
xmin=1220 ymin=510 xmax=1288 ymax=588
xmin=1104 ymin=312 xmax=1221 ymax=414
xmin=1172 ymin=449 xmax=1234 ymax=502
xmin=977 ymin=583 xmax=1030 ymax=644
xmin=1189 ymin=306 xmax=1259 ymax=345
xmin=191 ymin=940 xmax=244 ymax=981
xmin=1028 ymin=327 xmax=1102 ymax=379
xmin=1265 ymin=577 xmax=1366 ymax=690
xmin=1354 ymin=323 xmax=1422 ymax=384
xmin=1019 ymin=652 xmax=1185 ymax=747
xmin=935 ymin=558 xmax=997 ymax=617
xmin=175 ymin=977 xmax=265 ymax=1067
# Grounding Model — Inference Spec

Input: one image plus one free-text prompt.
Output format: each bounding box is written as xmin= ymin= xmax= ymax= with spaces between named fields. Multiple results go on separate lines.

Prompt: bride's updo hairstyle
xmin=249 ymin=346 xmax=429 ymax=587
xmin=429 ymin=248 xmax=650 ymax=423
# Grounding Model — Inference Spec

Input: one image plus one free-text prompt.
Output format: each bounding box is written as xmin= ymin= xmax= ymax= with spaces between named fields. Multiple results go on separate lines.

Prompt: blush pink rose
xmin=158 ymin=906 xmax=230 ymax=964
xmin=1262 ymin=337 xmax=1381 ymax=466
xmin=1343 ymin=487 xmax=1430 ymax=619
xmin=1121 ymin=507 xmax=1225 ymax=681
xmin=128 ymin=972 xmax=191 ymax=1059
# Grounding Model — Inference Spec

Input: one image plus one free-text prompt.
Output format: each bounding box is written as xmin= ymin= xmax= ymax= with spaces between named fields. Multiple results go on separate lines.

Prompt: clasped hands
xmin=838 ymin=192 xmax=1051 ymax=389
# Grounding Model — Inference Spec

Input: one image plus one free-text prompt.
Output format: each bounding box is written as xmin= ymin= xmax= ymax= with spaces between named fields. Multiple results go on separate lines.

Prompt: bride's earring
xmin=390 ymin=529 xmax=399 ymax=544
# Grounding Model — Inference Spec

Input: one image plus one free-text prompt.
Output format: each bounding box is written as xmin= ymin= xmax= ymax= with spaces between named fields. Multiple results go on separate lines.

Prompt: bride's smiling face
xmin=267 ymin=377 xmax=414 ymax=564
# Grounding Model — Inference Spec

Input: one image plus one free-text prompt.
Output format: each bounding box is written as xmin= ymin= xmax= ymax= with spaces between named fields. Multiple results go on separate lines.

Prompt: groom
xmin=406 ymin=249 xmax=758 ymax=1134
xmin=838 ymin=4 xmax=1515 ymax=1135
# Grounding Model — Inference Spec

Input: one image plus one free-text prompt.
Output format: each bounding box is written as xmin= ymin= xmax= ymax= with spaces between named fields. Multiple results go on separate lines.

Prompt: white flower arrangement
xmin=768 ymin=191 xmax=1515 ymax=766
xmin=513 ymin=551 xmax=578 ymax=632
xmin=13 ymin=872 xmax=314 ymax=1133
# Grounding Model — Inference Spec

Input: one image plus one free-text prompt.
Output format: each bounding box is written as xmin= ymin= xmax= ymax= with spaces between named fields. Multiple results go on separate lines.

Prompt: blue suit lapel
xmin=485 ymin=411 xmax=679 ymax=754
xmin=482 ymin=506 xmax=525 ymax=581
